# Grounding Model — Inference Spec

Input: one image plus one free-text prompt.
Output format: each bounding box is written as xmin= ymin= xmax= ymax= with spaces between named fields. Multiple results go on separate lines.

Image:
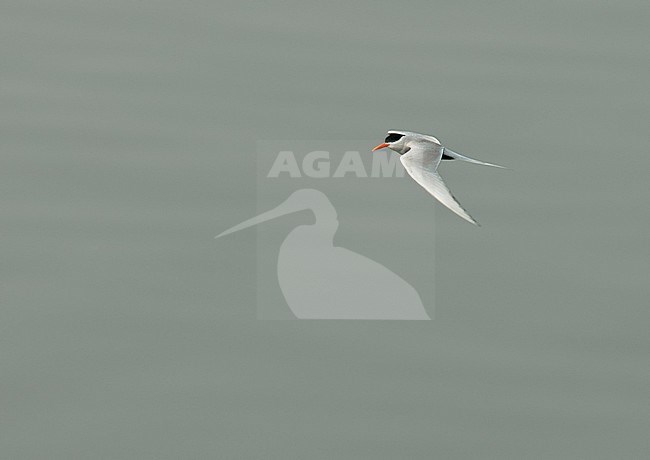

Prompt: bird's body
xmin=372 ymin=130 xmax=505 ymax=225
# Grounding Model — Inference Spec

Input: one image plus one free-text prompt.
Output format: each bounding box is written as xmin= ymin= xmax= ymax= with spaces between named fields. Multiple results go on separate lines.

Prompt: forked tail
xmin=443 ymin=148 xmax=507 ymax=169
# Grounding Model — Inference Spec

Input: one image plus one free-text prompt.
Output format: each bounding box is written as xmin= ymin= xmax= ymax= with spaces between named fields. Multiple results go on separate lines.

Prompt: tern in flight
xmin=372 ymin=130 xmax=505 ymax=226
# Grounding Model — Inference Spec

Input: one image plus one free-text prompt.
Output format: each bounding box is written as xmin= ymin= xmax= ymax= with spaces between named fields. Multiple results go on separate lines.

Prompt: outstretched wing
xmin=400 ymin=143 xmax=480 ymax=226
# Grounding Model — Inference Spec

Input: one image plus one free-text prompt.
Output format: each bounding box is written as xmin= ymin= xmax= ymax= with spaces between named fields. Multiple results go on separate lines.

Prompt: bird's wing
xmin=400 ymin=143 xmax=479 ymax=226
xmin=443 ymin=148 xmax=506 ymax=169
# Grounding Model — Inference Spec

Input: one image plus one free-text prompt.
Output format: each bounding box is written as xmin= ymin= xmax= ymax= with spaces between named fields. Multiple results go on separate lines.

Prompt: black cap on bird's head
xmin=371 ymin=130 xmax=410 ymax=154
xmin=372 ymin=130 xmax=440 ymax=155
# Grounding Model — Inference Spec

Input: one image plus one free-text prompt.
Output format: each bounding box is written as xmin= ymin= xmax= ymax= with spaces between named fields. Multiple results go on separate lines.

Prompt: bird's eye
xmin=385 ymin=133 xmax=405 ymax=143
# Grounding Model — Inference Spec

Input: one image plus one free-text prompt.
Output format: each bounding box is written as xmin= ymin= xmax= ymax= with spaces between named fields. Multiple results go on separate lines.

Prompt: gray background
xmin=2 ymin=0 xmax=649 ymax=458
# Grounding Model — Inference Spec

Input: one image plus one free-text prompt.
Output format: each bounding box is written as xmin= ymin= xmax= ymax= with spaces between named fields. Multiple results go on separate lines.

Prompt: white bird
xmin=372 ymin=130 xmax=505 ymax=226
